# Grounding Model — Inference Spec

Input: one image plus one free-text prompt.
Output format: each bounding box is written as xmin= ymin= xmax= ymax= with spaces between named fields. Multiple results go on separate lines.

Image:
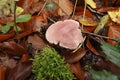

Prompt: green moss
xmin=32 ymin=47 xmax=74 ymax=80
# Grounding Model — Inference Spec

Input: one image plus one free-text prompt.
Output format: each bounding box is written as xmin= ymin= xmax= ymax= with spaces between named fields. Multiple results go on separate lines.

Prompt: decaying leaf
xmin=108 ymin=8 xmax=120 ymax=24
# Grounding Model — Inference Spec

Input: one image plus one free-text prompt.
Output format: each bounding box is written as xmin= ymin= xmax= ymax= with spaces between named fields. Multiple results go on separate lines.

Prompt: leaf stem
xmin=14 ymin=1 xmax=20 ymax=43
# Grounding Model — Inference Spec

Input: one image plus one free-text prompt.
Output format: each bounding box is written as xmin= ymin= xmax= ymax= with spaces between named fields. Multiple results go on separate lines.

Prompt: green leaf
xmin=94 ymin=15 xmax=109 ymax=33
xmin=1 ymin=22 xmax=13 ymax=33
xmin=16 ymin=14 xmax=31 ymax=23
xmin=91 ymin=70 xmax=119 ymax=80
xmin=101 ymin=41 xmax=120 ymax=67
xmin=45 ymin=1 xmax=56 ymax=12
xmin=13 ymin=26 xmax=21 ymax=31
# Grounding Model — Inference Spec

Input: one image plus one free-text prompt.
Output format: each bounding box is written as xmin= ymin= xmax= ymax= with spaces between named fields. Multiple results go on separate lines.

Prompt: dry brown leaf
xmin=86 ymin=40 xmax=99 ymax=55
xmin=107 ymin=25 xmax=120 ymax=45
xmin=70 ymin=62 xmax=85 ymax=80
xmin=65 ymin=48 xmax=87 ymax=63
xmin=57 ymin=0 xmax=73 ymax=16
xmin=28 ymin=34 xmax=46 ymax=50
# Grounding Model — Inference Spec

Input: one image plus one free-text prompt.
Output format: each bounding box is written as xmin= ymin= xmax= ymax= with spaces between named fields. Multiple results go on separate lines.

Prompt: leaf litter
xmin=0 ymin=0 xmax=120 ymax=80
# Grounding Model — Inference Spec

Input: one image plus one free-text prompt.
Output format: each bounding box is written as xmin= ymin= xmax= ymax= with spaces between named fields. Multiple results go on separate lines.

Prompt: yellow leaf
xmin=16 ymin=7 xmax=24 ymax=15
xmin=85 ymin=0 xmax=96 ymax=9
xmin=79 ymin=18 xmax=98 ymax=26
xmin=108 ymin=8 xmax=120 ymax=24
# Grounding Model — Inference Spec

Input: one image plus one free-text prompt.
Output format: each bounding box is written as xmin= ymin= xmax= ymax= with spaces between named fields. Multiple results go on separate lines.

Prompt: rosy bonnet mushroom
xmin=45 ymin=19 xmax=84 ymax=49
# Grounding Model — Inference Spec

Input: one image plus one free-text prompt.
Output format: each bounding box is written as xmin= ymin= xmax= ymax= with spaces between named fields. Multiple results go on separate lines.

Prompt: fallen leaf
xmin=65 ymin=48 xmax=87 ymax=63
xmin=107 ymin=25 xmax=120 ymax=45
xmin=108 ymin=8 xmax=120 ymax=24
xmin=0 ymin=32 xmax=15 ymax=42
xmin=6 ymin=60 xmax=32 ymax=80
xmin=28 ymin=34 xmax=46 ymax=50
xmin=86 ymin=40 xmax=99 ymax=55
xmin=70 ymin=62 xmax=85 ymax=80
xmin=57 ymin=0 xmax=73 ymax=16
xmin=79 ymin=18 xmax=98 ymax=26
xmin=85 ymin=0 xmax=96 ymax=8
xmin=0 ymin=41 xmax=28 ymax=57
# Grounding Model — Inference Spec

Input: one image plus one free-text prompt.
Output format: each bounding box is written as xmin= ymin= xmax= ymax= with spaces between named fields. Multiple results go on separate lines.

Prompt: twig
xmin=14 ymin=1 xmax=20 ymax=43
xmin=87 ymin=6 xmax=105 ymax=16
xmin=71 ymin=0 xmax=78 ymax=18
xmin=81 ymin=30 xmax=117 ymax=41
xmin=38 ymin=1 xmax=47 ymax=16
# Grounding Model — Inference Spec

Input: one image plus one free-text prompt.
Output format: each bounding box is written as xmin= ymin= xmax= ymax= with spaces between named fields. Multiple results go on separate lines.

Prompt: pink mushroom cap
xmin=45 ymin=19 xmax=84 ymax=49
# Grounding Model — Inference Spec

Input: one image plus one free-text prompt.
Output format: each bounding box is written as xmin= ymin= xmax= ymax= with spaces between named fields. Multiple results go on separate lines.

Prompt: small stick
xmin=81 ymin=30 xmax=117 ymax=42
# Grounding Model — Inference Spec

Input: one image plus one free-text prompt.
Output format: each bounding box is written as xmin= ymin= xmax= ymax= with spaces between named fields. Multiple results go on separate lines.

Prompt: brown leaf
xmin=70 ymin=62 xmax=85 ymax=80
xmin=28 ymin=34 xmax=46 ymax=50
xmin=18 ymin=0 xmax=44 ymax=14
xmin=107 ymin=25 xmax=120 ymax=45
xmin=86 ymin=40 xmax=99 ymax=55
xmin=57 ymin=0 xmax=73 ymax=16
xmin=0 ymin=65 xmax=7 ymax=80
xmin=6 ymin=60 xmax=32 ymax=80
xmin=2 ymin=59 xmax=17 ymax=69
xmin=0 ymin=41 xmax=28 ymax=57
xmin=65 ymin=48 xmax=87 ymax=63
xmin=0 ymin=32 xmax=15 ymax=42
xmin=92 ymin=57 xmax=120 ymax=76
xmin=20 ymin=54 xmax=30 ymax=62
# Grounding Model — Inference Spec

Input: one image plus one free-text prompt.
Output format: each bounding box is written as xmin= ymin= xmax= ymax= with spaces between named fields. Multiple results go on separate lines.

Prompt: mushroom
xmin=45 ymin=19 xmax=84 ymax=49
